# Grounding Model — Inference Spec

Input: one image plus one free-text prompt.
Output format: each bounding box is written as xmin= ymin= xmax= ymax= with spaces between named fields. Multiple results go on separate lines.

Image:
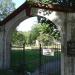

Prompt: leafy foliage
xmin=11 ymin=17 xmax=60 ymax=46
xmin=22 ymin=31 xmax=32 ymax=46
xmin=0 ymin=0 xmax=15 ymax=21
xmin=27 ymin=0 xmax=57 ymax=3
xmin=30 ymin=17 xmax=60 ymax=45
xmin=57 ymin=0 xmax=75 ymax=6
xmin=40 ymin=0 xmax=57 ymax=3
xmin=11 ymin=30 xmax=26 ymax=46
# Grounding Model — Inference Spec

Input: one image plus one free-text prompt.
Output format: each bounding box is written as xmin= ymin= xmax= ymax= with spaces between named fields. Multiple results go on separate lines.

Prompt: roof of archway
xmin=0 ymin=1 xmax=75 ymax=26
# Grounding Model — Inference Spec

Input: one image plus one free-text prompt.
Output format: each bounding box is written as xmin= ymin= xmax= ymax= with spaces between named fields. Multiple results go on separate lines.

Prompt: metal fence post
xmin=39 ymin=43 xmax=42 ymax=75
xmin=22 ymin=42 xmax=26 ymax=75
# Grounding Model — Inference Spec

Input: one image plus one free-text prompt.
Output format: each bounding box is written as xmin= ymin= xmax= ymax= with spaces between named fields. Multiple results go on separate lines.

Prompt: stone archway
xmin=1 ymin=2 xmax=75 ymax=75
xmin=1 ymin=7 xmax=65 ymax=69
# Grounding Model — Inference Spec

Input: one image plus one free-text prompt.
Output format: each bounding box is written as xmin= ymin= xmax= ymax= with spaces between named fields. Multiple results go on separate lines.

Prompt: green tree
xmin=27 ymin=0 xmax=57 ymax=3
xmin=11 ymin=31 xmax=26 ymax=46
xmin=0 ymin=0 xmax=15 ymax=20
xmin=30 ymin=18 xmax=60 ymax=45
xmin=23 ymin=31 xmax=31 ymax=46
xmin=27 ymin=0 xmax=75 ymax=3
xmin=37 ymin=33 xmax=53 ymax=45
xmin=30 ymin=25 xmax=40 ymax=42
xmin=40 ymin=18 xmax=60 ymax=40
xmin=40 ymin=0 xmax=56 ymax=3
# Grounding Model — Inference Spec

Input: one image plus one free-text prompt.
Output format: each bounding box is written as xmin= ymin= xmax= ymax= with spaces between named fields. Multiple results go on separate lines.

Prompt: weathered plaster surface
xmin=0 ymin=7 xmax=75 ymax=75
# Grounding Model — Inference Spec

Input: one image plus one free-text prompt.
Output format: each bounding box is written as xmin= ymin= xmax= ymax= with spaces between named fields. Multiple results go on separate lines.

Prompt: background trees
xmin=30 ymin=18 xmax=60 ymax=45
xmin=0 ymin=0 xmax=15 ymax=21
xmin=27 ymin=0 xmax=57 ymax=3
xmin=11 ymin=30 xmax=26 ymax=46
xmin=11 ymin=17 xmax=60 ymax=46
xmin=0 ymin=0 xmax=60 ymax=46
xmin=27 ymin=0 xmax=75 ymax=3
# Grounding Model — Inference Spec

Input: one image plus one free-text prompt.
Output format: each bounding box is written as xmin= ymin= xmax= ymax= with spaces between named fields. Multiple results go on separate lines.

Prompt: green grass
xmin=11 ymin=49 xmax=40 ymax=72
xmin=0 ymin=69 xmax=16 ymax=75
xmin=0 ymin=49 xmax=61 ymax=75
xmin=11 ymin=49 xmax=61 ymax=72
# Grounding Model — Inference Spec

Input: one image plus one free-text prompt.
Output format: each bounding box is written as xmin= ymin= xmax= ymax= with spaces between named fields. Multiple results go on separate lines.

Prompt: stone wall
xmin=0 ymin=6 xmax=75 ymax=75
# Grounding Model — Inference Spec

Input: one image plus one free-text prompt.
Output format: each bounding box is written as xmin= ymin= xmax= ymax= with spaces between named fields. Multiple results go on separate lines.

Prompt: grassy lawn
xmin=11 ymin=49 xmax=61 ymax=72
xmin=0 ymin=49 xmax=61 ymax=75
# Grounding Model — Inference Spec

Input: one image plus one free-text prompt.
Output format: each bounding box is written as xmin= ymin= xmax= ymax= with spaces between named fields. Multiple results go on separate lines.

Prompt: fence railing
xmin=10 ymin=43 xmax=61 ymax=75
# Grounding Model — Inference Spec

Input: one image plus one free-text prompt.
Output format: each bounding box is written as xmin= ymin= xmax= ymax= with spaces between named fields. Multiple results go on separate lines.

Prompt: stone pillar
xmin=62 ymin=13 xmax=75 ymax=75
xmin=0 ymin=26 xmax=10 ymax=69
xmin=0 ymin=26 xmax=5 ymax=69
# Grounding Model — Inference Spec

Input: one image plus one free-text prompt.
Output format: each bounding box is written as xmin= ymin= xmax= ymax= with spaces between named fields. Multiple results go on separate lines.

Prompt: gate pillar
xmin=62 ymin=13 xmax=75 ymax=75
xmin=0 ymin=26 xmax=10 ymax=69
xmin=0 ymin=26 xmax=4 ymax=69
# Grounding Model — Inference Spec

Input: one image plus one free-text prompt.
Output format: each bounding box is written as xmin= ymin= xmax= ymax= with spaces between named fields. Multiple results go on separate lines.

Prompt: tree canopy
xmin=30 ymin=18 xmax=60 ymax=45
xmin=11 ymin=30 xmax=26 ymax=46
xmin=27 ymin=0 xmax=57 ymax=3
xmin=57 ymin=0 xmax=75 ymax=6
xmin=11 ymin=17 xmax=60 ymax=46
xmin=27 ymin=0 xmax=75 ymax=6
xmin=0 ymin=0 xmax=15 ymax=21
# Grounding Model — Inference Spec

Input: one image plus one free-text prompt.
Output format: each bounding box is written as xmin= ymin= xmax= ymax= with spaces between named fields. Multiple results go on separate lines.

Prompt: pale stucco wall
xmin=0 ymin=7 xmax=75 ymax=75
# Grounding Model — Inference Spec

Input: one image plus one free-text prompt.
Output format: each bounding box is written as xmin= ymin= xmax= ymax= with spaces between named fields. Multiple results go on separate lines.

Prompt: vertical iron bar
xmin=39 ymin=43 xmax=42 ymax=75
xmin=57 ymin=43 xmax=58 ymax=75
xmin=10 ymin=43 xmax=12 ymax=69
xmin=22 ymin=42 xmax=26 ymax=75
xmin=56 ymin=43 xmax=57 ymax=75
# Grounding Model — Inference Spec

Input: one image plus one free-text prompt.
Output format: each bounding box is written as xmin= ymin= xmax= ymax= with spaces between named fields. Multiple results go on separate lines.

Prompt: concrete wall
xmin=0 ymin=26 xmax=5 ymax=69
xmin=63 ymin=13 xmax=75 ymax=75
xmin=0 ymin=7 xmax=75 ymax=75
xmin=0 ymin=8 xmax=64 ymax=69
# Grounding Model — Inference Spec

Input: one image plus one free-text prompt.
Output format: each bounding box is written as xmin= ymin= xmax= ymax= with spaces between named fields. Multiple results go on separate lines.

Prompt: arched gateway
xmin=0 ymin=1 xmax=75 ymax=75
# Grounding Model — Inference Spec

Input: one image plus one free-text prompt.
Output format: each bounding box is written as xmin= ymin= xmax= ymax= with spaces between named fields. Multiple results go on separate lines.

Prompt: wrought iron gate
xmin=10 ymin=43 xmax=61 ymax=75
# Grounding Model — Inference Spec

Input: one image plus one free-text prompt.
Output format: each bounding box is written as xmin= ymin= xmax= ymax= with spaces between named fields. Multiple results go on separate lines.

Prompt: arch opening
xmin=8 ymin=16 xmax=62 ymax=75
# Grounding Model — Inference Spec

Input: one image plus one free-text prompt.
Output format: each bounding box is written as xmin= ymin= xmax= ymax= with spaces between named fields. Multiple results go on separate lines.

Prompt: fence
xmin=10 ymin=43 xmax=61 ymax=75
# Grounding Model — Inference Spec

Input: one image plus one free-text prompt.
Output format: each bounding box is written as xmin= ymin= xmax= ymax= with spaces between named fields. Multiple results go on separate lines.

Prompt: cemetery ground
xmin=0 ymin=46 xmax=61 ymax=75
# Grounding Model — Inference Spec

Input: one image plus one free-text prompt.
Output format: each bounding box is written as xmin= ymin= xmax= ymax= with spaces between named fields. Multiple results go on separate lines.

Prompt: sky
xmin=12 ymin=0 xmax=55 ymax=32
xmin=12 ymin=0 xmax=26 ymax=8
xmin=17 ymin=17 xmax=38 ymax=32
xmin=12 ymin=0 xmax=38 ymax=32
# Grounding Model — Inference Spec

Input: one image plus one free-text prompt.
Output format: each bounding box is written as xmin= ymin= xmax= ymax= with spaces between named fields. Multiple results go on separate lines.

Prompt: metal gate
xmin=10 ymin=43 xmax=61 ymax=75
